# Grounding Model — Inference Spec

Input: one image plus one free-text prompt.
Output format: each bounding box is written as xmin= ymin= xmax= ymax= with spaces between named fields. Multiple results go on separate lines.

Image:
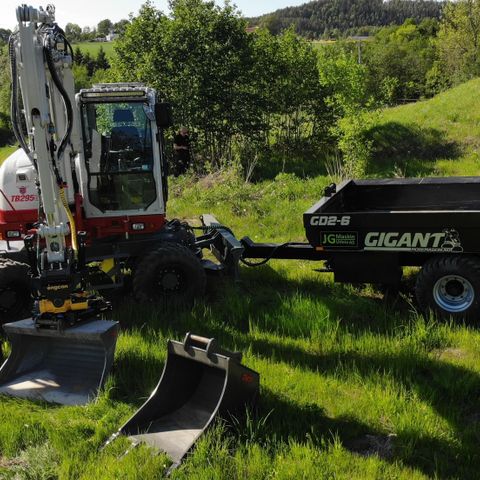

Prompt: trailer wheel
xmin=133 ymin=243 xmax=206 ymax=307
xmin=416 ymin=256 xmax=480 ymax=320
xmin=0 ymin=259 xmax=32 ymax=324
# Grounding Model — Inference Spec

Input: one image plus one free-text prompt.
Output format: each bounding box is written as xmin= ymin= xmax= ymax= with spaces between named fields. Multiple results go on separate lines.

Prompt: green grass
xmin=2 ymin=83 xmax=480 ymax=479
xmin=0 ymin=145 xmax=17 ymax=165
xmin=367 ymin=78 xmax=480 ymax=177
xmin=72 ymin=42 xmax=115 ymax=59
xmin=1 ymin=171 xmax=480 ymax=479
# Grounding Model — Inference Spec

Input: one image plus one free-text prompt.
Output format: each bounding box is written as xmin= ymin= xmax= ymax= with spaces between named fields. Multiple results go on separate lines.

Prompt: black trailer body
xmin=303 ymin=177 xmax=480 ymax=282
xmin=242 ymin=176 xmax=480 ymax=319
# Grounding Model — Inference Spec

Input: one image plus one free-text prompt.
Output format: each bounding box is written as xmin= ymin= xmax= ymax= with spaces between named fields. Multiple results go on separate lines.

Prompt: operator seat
xmin=111 ymin=109 xmax=140 ymax=150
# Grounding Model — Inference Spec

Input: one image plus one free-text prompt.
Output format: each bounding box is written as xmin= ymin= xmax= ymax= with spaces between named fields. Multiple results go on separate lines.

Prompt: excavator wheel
xmin=0 ymin=259 xmax=32 ymax=325
xmin=133 ymin=243 xmax=206 ymax=307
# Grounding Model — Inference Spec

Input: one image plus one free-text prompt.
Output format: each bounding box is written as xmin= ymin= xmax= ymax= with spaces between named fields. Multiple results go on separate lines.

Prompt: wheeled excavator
xmin=0 ymin=8 xmax=258 ymax=463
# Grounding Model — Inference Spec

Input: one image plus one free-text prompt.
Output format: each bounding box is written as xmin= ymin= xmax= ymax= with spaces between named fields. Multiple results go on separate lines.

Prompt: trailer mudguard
xmin=0 ymin=318 xmax=119 ymax=405
xmin=110 ymin=333 xmax=259 ymax=468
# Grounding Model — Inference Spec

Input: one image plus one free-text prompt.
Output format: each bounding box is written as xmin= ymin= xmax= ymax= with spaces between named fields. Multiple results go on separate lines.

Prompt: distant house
xmin=106 ymin=31 xmax=117 ymax=42
xmin=246 ymin=26 xmax=259 ymax=34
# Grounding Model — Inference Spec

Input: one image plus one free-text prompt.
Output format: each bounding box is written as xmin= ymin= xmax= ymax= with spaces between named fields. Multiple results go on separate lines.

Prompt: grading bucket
xmin=0 ymin=318 xmax=119 ymax=405
xmin=111 ymin=333 xmax=259 ymax=467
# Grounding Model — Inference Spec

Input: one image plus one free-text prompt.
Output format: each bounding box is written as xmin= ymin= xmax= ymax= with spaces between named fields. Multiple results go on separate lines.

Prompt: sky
xmin=0 ymin=0 xmax=308 ymax=29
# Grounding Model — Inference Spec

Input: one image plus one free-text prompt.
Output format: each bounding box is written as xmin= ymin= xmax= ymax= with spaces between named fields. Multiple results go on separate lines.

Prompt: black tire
xmin=133 ymin=243 xmax=206 ymax=307
xmin=0 ymin=259 xmax=32 ymax=324
xmin=416 ymin=255 xmax=480 ymax=320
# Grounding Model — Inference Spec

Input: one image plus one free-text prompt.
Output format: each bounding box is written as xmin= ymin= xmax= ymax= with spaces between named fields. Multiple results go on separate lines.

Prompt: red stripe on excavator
xmin=0 ymin=205 xmax=166 ymax=241
xmin=0 ymin=189 xmax=17 ymax=211
xmin=84 ymin=214 xmax=167 ymax=239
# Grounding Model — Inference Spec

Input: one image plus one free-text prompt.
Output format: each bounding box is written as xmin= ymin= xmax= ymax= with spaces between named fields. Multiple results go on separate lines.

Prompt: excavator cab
xmin=77 ymin=84 xmax=171 ymax=220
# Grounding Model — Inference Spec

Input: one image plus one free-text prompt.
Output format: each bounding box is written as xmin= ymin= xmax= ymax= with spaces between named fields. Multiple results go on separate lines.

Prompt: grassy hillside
xmin=367 ymin=78 xmax=480 ymax=177
xmin=1 ymin=84 xmax=480 ymax=479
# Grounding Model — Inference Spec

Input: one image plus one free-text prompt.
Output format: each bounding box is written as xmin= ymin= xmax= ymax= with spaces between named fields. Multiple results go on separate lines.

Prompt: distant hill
xmin=250 ymin=0 xmax=444 ymax=38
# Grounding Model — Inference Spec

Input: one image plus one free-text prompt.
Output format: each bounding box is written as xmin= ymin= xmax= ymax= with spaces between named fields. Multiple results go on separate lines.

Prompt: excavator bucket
xmin=0 ymin=318 xmax=119 ymax=405
xmin=111 ymin=333 xmax=259 ymax=468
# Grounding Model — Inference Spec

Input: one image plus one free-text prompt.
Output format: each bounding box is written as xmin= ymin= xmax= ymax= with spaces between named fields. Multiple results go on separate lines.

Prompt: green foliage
xmin=71 ymin=46 xmax=111 ymax=91
xmin=364 ymin=19 xmax=439 ymax=101
xmin=72 ymin=64 xmax=91 ymax=91
xmin=334 ymin=111 xmax=377 ymax=177
xmin=95 ymin=47 xmax=110 ymax=70
xmin=0 ymin=46 xmax=10 ymax=126
xmin=0 ymin=45 xmax=12 ymax=146
xmin=0 ymin=28 xmax=12 ymax=45
xmin=115 ymin=1 xmax=321 ymax=169
xmin=113 ymin=2 xmax=359 ymax=174
xmin=250 ymin=28 xmax=328 ymax=155
xmin=65 ymin=23 xmax=82 ymax=43
xmin=317 ymin=45 xmax=377 ymax=176
xmin=437 ymin=0 xmax=480 ymax=86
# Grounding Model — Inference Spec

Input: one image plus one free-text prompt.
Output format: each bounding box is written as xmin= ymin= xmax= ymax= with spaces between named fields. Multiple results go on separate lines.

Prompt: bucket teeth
xmin=0 ymin=318 xmax=119 ymax=405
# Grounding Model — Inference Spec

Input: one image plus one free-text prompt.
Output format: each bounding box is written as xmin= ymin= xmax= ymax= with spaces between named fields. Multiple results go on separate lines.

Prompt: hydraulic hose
xmin=44 ymin=32 xmax=78 ymax=253
xmin=43 ymin=35 xmax=74 ymax=165
xmin=59 ymin=186 xmax=78 ymax=253
xmin=8 ymin=33 xmax=30 ymax=155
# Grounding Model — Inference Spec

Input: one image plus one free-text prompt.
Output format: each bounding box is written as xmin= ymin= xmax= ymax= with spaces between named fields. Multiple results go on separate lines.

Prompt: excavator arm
xmin=0 ymin=5 xmax=118 ymax=405
xmin=9 ymin=4 xmax=108 ymax=328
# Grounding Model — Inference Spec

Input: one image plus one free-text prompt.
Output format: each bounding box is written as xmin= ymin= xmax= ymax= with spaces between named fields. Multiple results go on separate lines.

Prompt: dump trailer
xmin=241 ymin=177 xmax=480 ymax=320
xmin=108 ymin=333 xmax=259 ymax=470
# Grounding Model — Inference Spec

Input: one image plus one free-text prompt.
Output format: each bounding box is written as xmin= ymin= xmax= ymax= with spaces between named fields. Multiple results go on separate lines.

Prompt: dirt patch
xmin=197 ymin=172 xmax=224 ymax=189
xmin=346 ymin=433 xmax=397 ymax=460
xmin=436 ymin=347 xmax=467 ymax=361
xmin=0 ymin=456 xmax=28 ymax=469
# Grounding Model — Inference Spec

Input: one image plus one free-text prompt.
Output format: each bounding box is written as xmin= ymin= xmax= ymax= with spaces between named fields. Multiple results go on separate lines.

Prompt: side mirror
xmin=155 ymin=102 xmax=173 ymax=129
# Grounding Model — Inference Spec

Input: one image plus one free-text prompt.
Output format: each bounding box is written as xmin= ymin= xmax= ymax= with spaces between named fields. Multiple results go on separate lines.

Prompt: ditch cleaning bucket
xmin=110 ymin=333 xmax=259 ymax=467
xmin=0 ymin=318 xmax=119 ymax=405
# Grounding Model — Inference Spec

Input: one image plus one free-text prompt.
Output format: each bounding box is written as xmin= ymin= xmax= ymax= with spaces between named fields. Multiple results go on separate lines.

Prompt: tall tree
xmin=96 ymin=47 xmax=110 ymax=70
xmin=73 ymin=46 xmax=84 ymax=65
xmin=113 ymin=19 xmax=130 ymax=36
xmin=0 ymin=28 xmax=12 ymax=45
xmin=65 ymin=23 xmax=82 ymax=42
xmin=97 ymin=19 xmax=113 ymax=37
xmin=114 ymin=0 xmax=259 ymax=166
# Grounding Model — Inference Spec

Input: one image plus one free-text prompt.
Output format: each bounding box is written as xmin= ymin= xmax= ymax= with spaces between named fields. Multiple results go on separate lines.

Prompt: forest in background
xmin=249 ymin=0 xmax=444 ymax=39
